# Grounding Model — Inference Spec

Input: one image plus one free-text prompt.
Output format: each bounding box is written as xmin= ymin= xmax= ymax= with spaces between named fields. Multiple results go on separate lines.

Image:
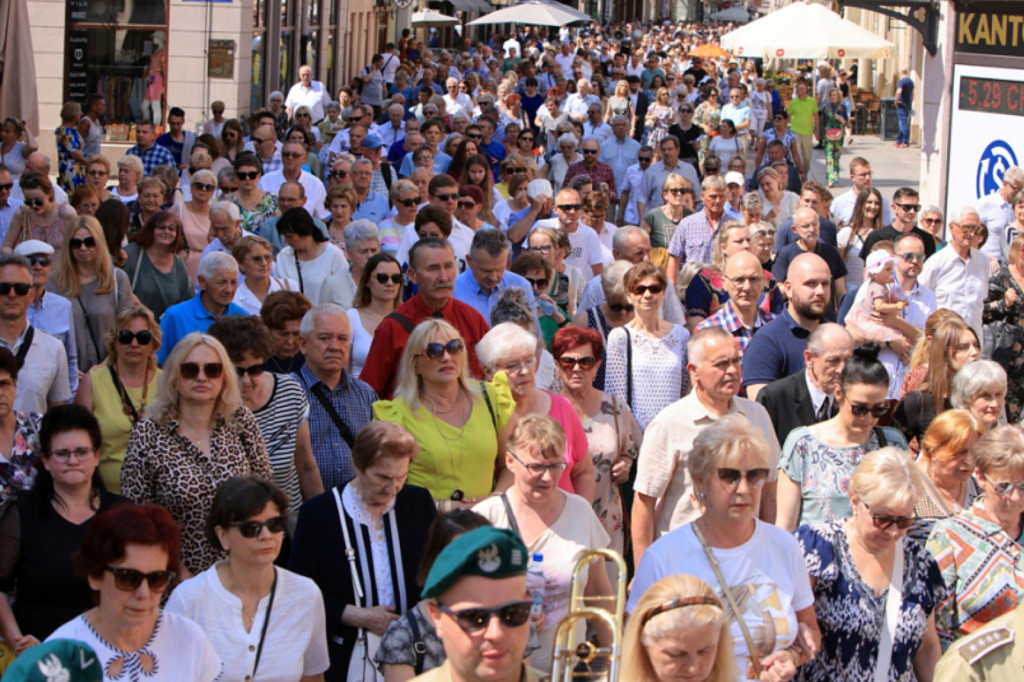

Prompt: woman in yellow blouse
xmin=373 ymin=319 xmax=515 ymax=511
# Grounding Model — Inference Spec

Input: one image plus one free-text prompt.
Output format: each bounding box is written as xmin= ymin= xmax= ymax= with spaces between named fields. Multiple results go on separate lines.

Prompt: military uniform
xmin=934 ymin=605 xmax=1024 ymax=681
xmin=412 ymin=660 xmax=549 ymax=681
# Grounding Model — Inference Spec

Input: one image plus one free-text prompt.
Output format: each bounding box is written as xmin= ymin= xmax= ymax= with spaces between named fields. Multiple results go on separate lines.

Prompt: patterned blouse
xmin=797 ymin=520 xmax=946 ymax=682
xmin=121 ymin=408 xmax=272 ymax=575
xmin=233 ymin=193 xmax=280 ymax=234
xmin=926 ymin=502 xmax=1024 ymax=648
xmin=55 ymin=125 xmax=86 ymax=192
xmin=0 ymin=412 xmax=42 ymax=508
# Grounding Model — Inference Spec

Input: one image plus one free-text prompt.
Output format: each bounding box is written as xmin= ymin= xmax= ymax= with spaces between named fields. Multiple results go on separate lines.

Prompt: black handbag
xmin=984 ymin=318 xmax=1018 ymax=366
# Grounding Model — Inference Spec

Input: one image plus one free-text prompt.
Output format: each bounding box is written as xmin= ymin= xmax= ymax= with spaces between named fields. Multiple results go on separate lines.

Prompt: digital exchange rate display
xmin=958 ymin=76 xmax=1024 ymax=117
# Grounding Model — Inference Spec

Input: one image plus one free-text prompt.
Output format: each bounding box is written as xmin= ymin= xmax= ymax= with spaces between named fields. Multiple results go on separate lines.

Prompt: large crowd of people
xmin=1 ymin=15 xmax=1023 ymax=682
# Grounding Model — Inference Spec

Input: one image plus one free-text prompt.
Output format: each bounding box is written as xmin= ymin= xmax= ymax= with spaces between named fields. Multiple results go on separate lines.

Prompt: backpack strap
xmin=385 ymin=311 xmax=415 ymax=334
xmin=405 ymin=609 xmax=426 ymax=675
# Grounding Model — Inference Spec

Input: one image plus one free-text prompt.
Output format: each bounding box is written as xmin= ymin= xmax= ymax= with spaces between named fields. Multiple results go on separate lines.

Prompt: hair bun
xmin=852 ymin=343 xmax=881 ymax=363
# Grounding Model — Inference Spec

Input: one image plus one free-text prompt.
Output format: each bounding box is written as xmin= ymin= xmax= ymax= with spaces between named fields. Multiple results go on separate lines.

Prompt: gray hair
xmin=343 ymin=219 xmax=380 ymax=249
xmin=701 ymin=175 xmax=728 ymax=193
xmin=612 ymin=226 xmax=646 ymax=253
xmin=687 ymin=326 xmax=736 ymax=366
xmin=557 ymin=132 xmax=578 ymax=149
xmin=208 ymin=201 xmax=240 ymax=224
xmin=470 ymin=228 xmax=509 ymax=258
xmin=601 ymin=260 xmax=631 ymax=301
xmin=217 ymin=167 xmax=237 ymax=186
xmin=476 ymin=322 xmax=538 ymax=372
xmin=610 ymin=114 xmax=629 ymax=126
xmin=1004 ymin=166 xmax=1024 ymax=188
xmin=352 ymin=157 xmax=373 ymax=173
xmin=198 ymin=251 xmax=238 ymax=280
xmin=953 ymin=205 xmax=980 ymax=224
xmin=739 ymin=192 xmax=763 ymax=212
xmin=191 ymin=168 xmax=217 ymax=186
xmin=300 ymin=303 xmax=348 ymax=338
xmin=805 ymin=322 xmax=852 ymax=357
xmin=452 ymin=111 xmax=471 ymax=123
xmin=268 ymin=90 xmax=285 ymax=105
xmin=921 ymin=205 xmax=943 ymax=218
xmin=489 ymin=287 xmax=537 ymax=328
xmin=951 ymin=360 xmax=1008 ymax=408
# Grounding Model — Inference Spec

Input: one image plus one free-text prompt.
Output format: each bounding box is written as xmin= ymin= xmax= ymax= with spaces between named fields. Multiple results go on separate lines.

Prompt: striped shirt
xmin=251 ymin=373 xmax=310 ymax=512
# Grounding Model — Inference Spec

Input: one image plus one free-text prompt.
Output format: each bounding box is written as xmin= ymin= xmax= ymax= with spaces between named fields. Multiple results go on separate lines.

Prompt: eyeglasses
xmin=237 ymin=170 xmax=260 ymax=180
xmin=295 ymin=113 xmax=311 ymax=118
xmin=0 ymin=182 xmax=12 ymax=191
xmin=457 ymin=200 xmax=477 ymax=209
xmin=524 ymin=275 xmax=549 ymax=289
xmin=956 ymin=224 xmax=982 ymax=235
xmin=467 ymin=134 xmax=483 ymax=140
xmin=507 ymin=167 xmax=528 ymax=174
xmin=192 ymin=182 xmax=217 ymax=191
xmin=421 ymin=338 xmax=465 ymax=360
xmin=921 ymin=217 xmax=943 ymax=225
xmin=680 ymin=108 xmax=693 ymax=113
xmin=49 ymin=447 xmax=95 ymax=461
xmin=896 ymin=203 xmax=921 ymax=212
xmin=716 ymin=467 xmax=769 ymax=488
xmin=557 ymin=203 xmax=582 ymax=211
xmin=252 ymin=136 xmax=272 ymax=144
xmin=582 ymin=149 xmax=599 ymax=155
xmin=433 ymin=193 xmax=459 ymax=202
xmin=557 ymin=355 xmax=597 ymax=371
xmin=723 ymin=274 xmax=763 ymax=287
xmin=638 ymin=157 xmax=653 ymax=164
xmin=509 ymin=450 xmax=567 ymax=476
xmin=519 ymin=136 xmax=535 ymax=143
xmin=180 ymin=362 xmax=224 ymax=380
xmin=631 ymin=284 xmax=664 ymax=296
xmin=87 ymin=170 xmax=108 ymax=177
xmin=862 ymin=502 xmax=916 ymax=530
xmin=228 ymin=515 xmax=288 ymax=537
xmin=983 ymin=475 xmax=1024 ymax=498
xmin=104 ymin=566 xmax=176 ymax=593
xmin=69 ymin=236 xmax=97 ymax=250
xmin=665 ymin=187 xmax=687 ymax=195
xmin=375 ymin=272 xmax=403 ymax=285
xmin=0 ymin=282 xmax=31 ymax=296
xmin=608 ymin=301 xmax=635 ymax=313
xmin=235 ymin=363 xmax=266 ymax=378
xmin=848 ymin=402 xmax=890 ymax=418
xmin=529 ymin=244 xmax=554 ymax=253
xmin=899 ymin=252 xmax=926 ymax=262
xmin=116 ymin=329 xmax=154 ymax=346
xmin=24 ymin=198 xmax=46 ymax=208
xmin=281 ymin=152 xmax=305 ymax=159
xmin=438 ymin=600 xmax=532 ymax=633
xmin=247 ymin=254 xmax=273 ymax=264
xmin=220 ymin=185 xmax=238 ymax=193
xmin=26 ymin=255 xmax=51 ymax=267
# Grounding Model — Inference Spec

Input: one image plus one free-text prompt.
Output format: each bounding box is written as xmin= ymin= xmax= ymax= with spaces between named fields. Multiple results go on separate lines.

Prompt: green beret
xmin=422 ymin=526 xmax=528 ymax=598
xmin=4 ymin=639 xmax=103 ymax=682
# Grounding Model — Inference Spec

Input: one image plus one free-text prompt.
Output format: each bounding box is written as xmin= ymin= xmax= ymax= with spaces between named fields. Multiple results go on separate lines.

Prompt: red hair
xmin=76 ymin=504 xmax=182 ymax=584
xmin=552 ymin=325 xmax=605 ymax=359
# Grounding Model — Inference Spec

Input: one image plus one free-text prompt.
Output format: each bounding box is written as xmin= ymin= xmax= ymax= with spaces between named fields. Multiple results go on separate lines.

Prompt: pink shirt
xmin=546 ymin=391 xmax=588 ymax=494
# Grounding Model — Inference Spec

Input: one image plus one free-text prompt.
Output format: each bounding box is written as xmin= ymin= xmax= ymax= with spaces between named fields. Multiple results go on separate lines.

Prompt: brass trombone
xmin=550 ymin=548 xmax=627 ymax=682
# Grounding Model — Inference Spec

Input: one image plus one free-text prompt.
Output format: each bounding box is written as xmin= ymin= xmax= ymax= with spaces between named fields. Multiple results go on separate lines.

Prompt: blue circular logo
xmin=977 ymin=140 xmax=1020 ymax=199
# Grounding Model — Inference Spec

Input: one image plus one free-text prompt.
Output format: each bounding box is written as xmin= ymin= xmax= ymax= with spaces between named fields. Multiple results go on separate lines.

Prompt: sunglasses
xmin=716 ymin=467 xmax=769 ymax=488
xmin=984 ymin=475 xmax=1024 ymax=498
xmin=192 ymin=182 xmax=216 ymax=191
xmin=582 ymin=149 xmax=599 ymax=155
xmin=180 ymin=362 xmax=224 ymax=380
xmin=899 ymin=252 xmax=926 ymax=262
xmin=848 ymin=402 xmax=890 ymax=418
xmin=228 ymin=515 xmax=288 ymax=537
xmin=921 ymin=217 xmax=942 ymax=225
xmin=608 ymin=302 xmax=635 ymax=313
xmin=862 ymin=502 xmax=915 ymax=531
xmin=519 ymin=136 xmax=535 ymax=142
xmin=0 ymin=182 xmax=12 ymax=191
xmin=422 ymin=338 xmax=465 ymax=360
xmin=69 ymin=236 xmax=97 ymax=250
xmin=665 ymin=187 xmax=687 ymax=195
xmin=235 ymin=363 xmax=266 ymax=378
xmin=24 ymin=198 xmax=46 ymax=208
xmin=375 ymin=272 xmax=403 ymax=285
xmin=631 ymin=284 xmax=664 ymax=295
xmin=237 ymin=170 xmax=260 ymax=180
xmin=638 ymin=157 xmax=653 ymax=164
xmin=557 ymin=203 xmax=582 ymax=211
xmin=896 ymin=203 xmax=921 ymax=212
xmin=26 ymin=255 xmax=51 ymax=267
xmin=508 ymin=168 xmax=528 ymax=174
xmin=281 ymin=152 xmax=305 ymax=159
xmin=557 ymin=355 xmax=597 ymax=371
xmin=457 ymin=200 xmax=477 ymax=209
xmin=467 ymin=134 xmax=484 ymax=140
xmin=525 ymin=276 xmax=549 ymax=289
xmin=116 ymin=329 xmax=154 ymax=346
xmin=0 ymin=282 xmax=31 ymax=296
xmin=104 ymin=566 xmax=176 ymax=593
xmin=958 ymin=225 xmax=982 ymax=235
xmin=49 ymin=447 xmax=95 ymax=461
xmin=433 ymin=193 xmax=459 ymax=202
xmin=509 ymin=450 xmax=567 ymax=476
xmin=438 ymin=600 xmax=532 ymax=633
xmin=398 ymin=196 xmax=421 ymax=207
xmin=88 ymin=170 xmax=108 ymax=177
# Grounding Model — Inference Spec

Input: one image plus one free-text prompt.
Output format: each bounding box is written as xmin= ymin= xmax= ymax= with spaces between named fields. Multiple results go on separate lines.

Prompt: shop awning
xmin=448 ymin=0 xmax=493 ymax=13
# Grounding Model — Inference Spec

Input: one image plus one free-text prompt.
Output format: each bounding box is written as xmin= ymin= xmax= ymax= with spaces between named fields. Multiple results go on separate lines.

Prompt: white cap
xmin=725 ymin=171 xmax=745 ymax=187
xmin=13 ymin=240 xmax=54 ymax=257
xmin=865 ymin=249 xmax=898 ymax=275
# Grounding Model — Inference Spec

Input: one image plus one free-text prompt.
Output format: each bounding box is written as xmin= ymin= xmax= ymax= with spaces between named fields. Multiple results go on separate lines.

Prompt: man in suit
xmin=627 ymin=76 xmax=649 ymax=142
xmin=755 ymin=322 xmax=853 ymax=446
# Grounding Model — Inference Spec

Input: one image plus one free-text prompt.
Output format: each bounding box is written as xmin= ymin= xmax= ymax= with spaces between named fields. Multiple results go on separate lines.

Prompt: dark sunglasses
xmin=457 ymin=200 xmax=477 ymax=209
xmin=180 ymin=362 xmax=224 ymax=380
xmin=438 ymin=600 xmax=532 ymax=633
xmin=863 ymin=503 xmax=916 ymax=530
xmin=557 ymin=355 xmax=597 ymax=371
xmin=716 ymin=467 xmax=769 ymax=488
xmin=849 ymin=402 xmax=889 ymax=418
xmin=896 ymin=203 xmax=921 ymax=212
xmin=0 ymin=182 xmax=13 ymax=191
xmin=557 ymin=203 xmax=582 ymax=211
xmin=899 ymin=252 xmax=926 ymax=262
xmin=525 ymin=276 xmax=549 ymax=289
xmin=631 ymin=284 xmax=664 ymax=295
xmin=24 ymin=198 xmax=46 ymax=208
xmin=507 ymin=168 xmax=528 ymax=174
xmin=236 ymin=170 xmax=260 ymax=180
xmin=281 ymin=152 xmax=305 ymax=159
xmin=26 ymin=255 xmax=51 ymax=267
xmin=252 ymin=136 xmax=272 ymax=144
xmin=329 ymin=170 xmax=349 ymax=179
xmin=608 ymin=302 xmax=634 ymax=313
xmin=467 ymin=134 xmax=484 ymax=140
xmin=433 ymin=193 xmax=459 ymax=202
xmin=398 ymin=196 xmax=421 ymax=207
xmin=70 ymin=236 xmax=97 ymax=250
xmin=228 ymin=515 xmax=288 ymax=537
xmin=665 ymin=187 xmax=687 ymax=195
xmin=116 ymin=329 xmax=154 ymax=346
xmin=0 ymin=282 xmax=31 ymax=296
xmin=104 ymin=566 xmax=175 ymax=593
xmin=519 ymin=136 xmax=535 ymax=142
xmin=422 ymin=338 xmax=465 ymax=360
xmin=638 ymin=157 xmax=653 ymax=164
xmin=921 ymin=217 xmax=943 ymax=225
xmin=582 ymin=149 xmax=599 ymax=155
xmin=235 ymin=363 xmax=266 ymax=378
xmin=192 ymin=182 xmax=217 ymax=191
xmin=375 ymin=273 xmax=403 ymax=285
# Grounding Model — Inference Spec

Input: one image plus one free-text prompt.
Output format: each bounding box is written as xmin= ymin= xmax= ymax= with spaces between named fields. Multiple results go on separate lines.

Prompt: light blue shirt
xmin=352 ymin=191 xmax=390 ymax=223
xmin=26 ymin=291 xmax=78 ymax=394
xmin=0 ymin=199 xmax=23 ymax=243
xmin=453 ymin=269 xmax=537 ymax=324
xmin=158 ymin=294 xmax=250 ymax=365
xmin=599 ymin=136 xmax=641 ymax=192
xmin=399 ymin=151 xmax=452 ymax=178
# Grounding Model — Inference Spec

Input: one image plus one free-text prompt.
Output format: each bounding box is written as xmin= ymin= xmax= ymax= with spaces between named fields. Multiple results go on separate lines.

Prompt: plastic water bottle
xmin=526 ymin=553 xmax=545 ymax=618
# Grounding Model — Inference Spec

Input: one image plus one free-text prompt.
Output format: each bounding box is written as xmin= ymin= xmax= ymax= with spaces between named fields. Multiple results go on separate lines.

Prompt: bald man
xmin=772 ymin=206 xmax=846 ymax=320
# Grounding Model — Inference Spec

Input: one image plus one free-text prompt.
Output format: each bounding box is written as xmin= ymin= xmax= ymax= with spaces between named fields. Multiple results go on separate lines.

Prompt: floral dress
xmin=983 ymin=265 xmax=1024 ymax=422
xmin=645 ymin=105 xmax=675 ymax=149
xmin=820 ymin=102 xmax=846 ymax=186
xmin=233 ymin=193 xmax=280 ymax=234
xmin=796 ymin=520 xmax=947 ymax=681
xmin=605 ymin=324 xmax=689 ymax=431
xmin=0 ymin=412 xmax=42 ymax=508
xmin=693 ymin=100 xmax=721 ymax=165
xmin=55 ymin=125 xmax=86 ymax=192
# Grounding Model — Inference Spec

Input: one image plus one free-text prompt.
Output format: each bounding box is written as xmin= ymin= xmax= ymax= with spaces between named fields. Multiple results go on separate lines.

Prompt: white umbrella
xmin=468 ymin=0 xmax=590 ymax=27
xmin=710 ymin=6 xmax=751 ymax=23
xmin=411 ymin=9 xmax=460 ymax=26
xmin=720 ymin=1 xmax=894 ymax=59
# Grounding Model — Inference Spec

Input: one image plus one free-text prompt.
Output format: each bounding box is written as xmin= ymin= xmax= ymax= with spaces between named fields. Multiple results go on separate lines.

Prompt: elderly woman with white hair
xmin=543 ymin=132 xmax=580 ymax=190
xmin=797 ymin=447 xmax=944 ymax=681
xmin=476 ymin=322 xmax=594 ymax=502
xmin=927 ymin=424 xmax=1024 ymax=647
xmin=950 ymin=359 xmax=1007 ymax=432
xmin=320 ymin=218 xmax=381 ymax=308
xmin=629 ymin=414 xmax=821 ymax=681
xmin=489 ymin=287 xmax=560 ymax=392
xmin=112 ymin=154 xmax=144 ymax=204
xmin=177 ymin=167 xmax=217 ymax=280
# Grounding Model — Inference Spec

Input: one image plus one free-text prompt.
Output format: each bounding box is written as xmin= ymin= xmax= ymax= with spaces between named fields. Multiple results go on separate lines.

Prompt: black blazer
xmin=289 ymin=483 xmax=437 ymax=681
xmin=633 ymin=92 xmax=650 ymax=142
xmin=756 ymin=369 xmax=818 ymax=447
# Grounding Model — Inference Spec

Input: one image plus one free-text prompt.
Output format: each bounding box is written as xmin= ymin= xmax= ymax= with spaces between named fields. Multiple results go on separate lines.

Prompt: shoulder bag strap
xmin=334 ymin=487 xmax=374 ymax=678
xmin=692 ymin=522 xmax=763 ymax=678
xmin=501 ymin=492 xmax=521 ymax=537
xmin=872 ymin=540 xmax=904 ymax=682
xmin=480 ymin=381 xmax=497 ymax=434
xmin=13 ymin=326 xmax=33 ymax=370
xmin=131 ymin=245 xmax=145 ymax=290
xmin=405 ymin=609 xmax=426 ymax=675
xmin=294 ymin=253 xmax=305 ymax=294
xmin=75 ymin=296 xmax=103 ymax=359
xmin=872 ymin=426 xmax=888 ymax=448
xmin=310 ymin=383 xmax=356 ymax=448
xmin=250 ymin=569 xmax=278 ymax=680
xmin=624 ymin=327 xmax=634 ymax=410
xmin=108 ymin=365 xmax=139 ymax=422
xmin=385 ymin=311 xmax=415 ymax=334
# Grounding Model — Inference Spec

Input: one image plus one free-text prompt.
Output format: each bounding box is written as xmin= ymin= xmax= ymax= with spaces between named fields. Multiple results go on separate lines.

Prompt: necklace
xmin=110 ymin=364 xmax=149 ymax=424
xmin=425 ymin=397 xmax=469 ymax=501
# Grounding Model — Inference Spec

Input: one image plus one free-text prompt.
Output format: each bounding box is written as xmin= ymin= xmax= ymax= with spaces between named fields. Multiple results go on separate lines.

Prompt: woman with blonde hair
xmin=605 ymin=80 xmax=635 ymax=134
xmin=899 ymin=309 xmax=964 ymax=398
xmin=121 ymin=332 xmax=273 ymax=576
xmin=644 ymin=87 xmax=676 ymax=151
xmin=177 ymin=167 xmax=218 ymax=280
xmin=622 ymin=574 xmax=737 ymax=682
xmin=911 ymin=408 xmax=982 ymax=541
xmin=641 ymin=173 xmax=690 ymax=269
xmin=757 ymin=166 xmax=800 ymax=228
xmin=47 ymin=215 xmax=133 ymax=370
xmin=796 ymin=447 xmax=944 ymax=680
xmin=528 ymin=225 xmax=582 ymax=316
xmin=112 ymin=154 xmax=144 ymax=204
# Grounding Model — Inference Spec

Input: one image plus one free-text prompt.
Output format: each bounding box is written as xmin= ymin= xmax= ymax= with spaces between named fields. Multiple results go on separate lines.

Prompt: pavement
xmin=802 ymin=133 xmax=922 ymax=200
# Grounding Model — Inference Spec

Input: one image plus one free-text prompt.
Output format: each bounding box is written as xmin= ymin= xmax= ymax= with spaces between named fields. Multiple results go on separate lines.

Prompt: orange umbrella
xmin=689 ymin=44 xmax=731 ymax=58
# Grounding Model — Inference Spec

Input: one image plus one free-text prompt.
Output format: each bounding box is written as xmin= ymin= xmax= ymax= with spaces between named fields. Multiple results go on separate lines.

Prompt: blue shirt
xmin=453 ymin=269 xmax=537 ymax=324
xmin=599 ymin=136 xmax=641 ymax=192
xmin=741 ymin=308 xmax=812 ymax=388
xmin=399 ymin=151 xmax=452 ymax=178
xmin=158 ymin=294 xmax=250 ymax=364
xmin=352 ymin=191 xmax=390 ymax=223
xmin=27 ymin=291 xmax=78 ymax=394
xmin=293 ymin=364 xmax=377 ymax=490
xmin=126 ymin=143 xmax=177 ymax=176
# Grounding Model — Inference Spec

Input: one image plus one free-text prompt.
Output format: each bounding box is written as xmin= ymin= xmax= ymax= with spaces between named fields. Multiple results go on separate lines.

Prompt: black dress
xmin=0 ymin=491 xmax=126 ymax=640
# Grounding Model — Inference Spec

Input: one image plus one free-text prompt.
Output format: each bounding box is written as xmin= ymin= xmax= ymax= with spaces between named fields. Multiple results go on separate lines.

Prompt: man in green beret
xmin=416 ymin=526 xmax=549 ymax=682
